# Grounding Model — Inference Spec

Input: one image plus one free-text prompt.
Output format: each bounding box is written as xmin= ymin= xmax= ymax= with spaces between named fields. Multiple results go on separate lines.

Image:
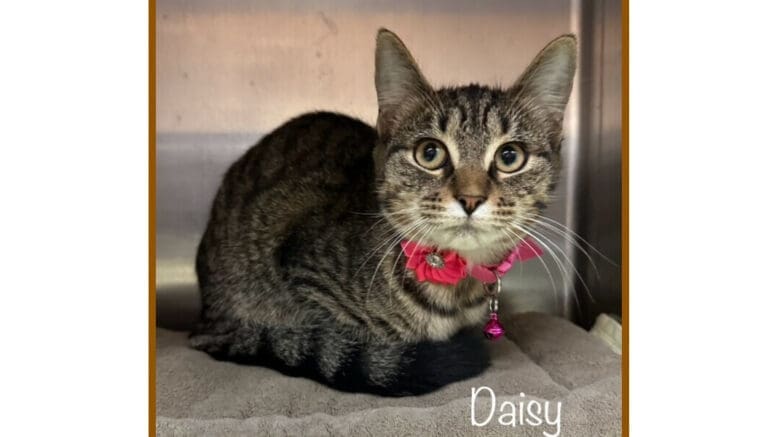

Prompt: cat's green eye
xmin=494 ymin=142 xmax=528 ymax=173
xmin=413 ymin=139 xmax=448 ymax=170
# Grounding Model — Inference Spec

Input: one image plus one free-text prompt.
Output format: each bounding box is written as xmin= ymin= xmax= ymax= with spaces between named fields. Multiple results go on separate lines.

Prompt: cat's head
xmin=373 ymin=29 xmax=577 ymax=264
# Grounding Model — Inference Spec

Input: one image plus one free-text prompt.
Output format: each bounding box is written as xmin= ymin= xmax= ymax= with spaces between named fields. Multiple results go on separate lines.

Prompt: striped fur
xmin=191 ymin=30 xmax=577 ymax=396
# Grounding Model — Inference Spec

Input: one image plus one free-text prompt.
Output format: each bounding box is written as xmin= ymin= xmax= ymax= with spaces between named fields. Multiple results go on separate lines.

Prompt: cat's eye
xmin=413 ymin=139 xmax=448 ymax=170
xmin=494 ymin=142 xmax=528 ymax=173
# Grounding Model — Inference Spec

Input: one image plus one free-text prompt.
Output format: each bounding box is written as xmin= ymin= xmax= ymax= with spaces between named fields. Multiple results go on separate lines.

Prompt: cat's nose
xmin=457 ymin=195 xmax=486 ymax=216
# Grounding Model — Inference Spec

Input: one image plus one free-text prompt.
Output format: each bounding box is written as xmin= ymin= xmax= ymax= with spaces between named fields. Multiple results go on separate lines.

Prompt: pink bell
xmin=483 ymin=312 xmax=505 ymax=340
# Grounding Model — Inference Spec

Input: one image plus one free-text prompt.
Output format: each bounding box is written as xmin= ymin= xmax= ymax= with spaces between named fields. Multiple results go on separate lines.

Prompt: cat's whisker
xmin=527 ymin=223 xmax=582 ymax=281
xmin=528 ymin=214 xmax=608 ymax=257
xmin=349 ymin=211 xmax=406 ymax=217
xmin=354 ymin=217 xmax=424 ymax=276
xmin=364 ymin=235 xmax=401 ymax=302
xmin=519 ymin=215 xmax=602 ymax=279
xmin=508 ymin=223 xmax=571 ymax=290
xmin=362 ymin=216 xmax=389 ymax=236
xmin=510 ymin=215 xmax=595 ymax=310
xmin=514 ymin=213 xmax=603 ymax=280
xmin=500 ymin=227 xmax=559 ymax=303
xmin=387 ymin=223 xmax=438 ymax=302
xmin=387 ymin=221 xmax=430 ymax=279
xmin=526 ymin=213 xmax=618 ymax=266
xmin=366 ymin=221 xmax=429 ymax=300
xmin=504 ymin=225 xmax=567 ymax=307
xmin=509 ymin=221 xmax=597 ymax=305
xmin=370 ymin=211 xmax=415 ymax=238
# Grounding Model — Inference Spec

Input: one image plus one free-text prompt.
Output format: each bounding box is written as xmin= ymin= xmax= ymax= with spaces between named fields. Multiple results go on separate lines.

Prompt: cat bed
xmin=156 ymin=312 xmax=621 ymax=436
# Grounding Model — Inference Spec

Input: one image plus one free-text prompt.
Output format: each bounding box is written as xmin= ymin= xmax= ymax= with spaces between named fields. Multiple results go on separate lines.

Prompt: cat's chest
xmin=423 ymin=303 xmax=489 ymax=341
xmin=416 ymin=279 xmax=489 ymax=341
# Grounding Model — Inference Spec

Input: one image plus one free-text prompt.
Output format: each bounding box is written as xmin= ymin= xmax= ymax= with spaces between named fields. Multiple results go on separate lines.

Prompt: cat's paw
xmin=189 ymin=332 xmax=233 ymax=354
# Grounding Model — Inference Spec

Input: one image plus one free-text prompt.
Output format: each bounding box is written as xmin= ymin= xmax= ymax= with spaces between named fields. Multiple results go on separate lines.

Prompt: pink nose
xmin=456 ymin=195 xmax=486 ymax=215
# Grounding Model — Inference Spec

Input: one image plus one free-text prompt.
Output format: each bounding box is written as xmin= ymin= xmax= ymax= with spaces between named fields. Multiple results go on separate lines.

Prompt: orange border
xmin=622 ymin=0 xmax=629 ymax=435
xmin=149 ymin=0 xmax=156 ymax=434
xmin=147 ymin=1 xmax=629 ymax=435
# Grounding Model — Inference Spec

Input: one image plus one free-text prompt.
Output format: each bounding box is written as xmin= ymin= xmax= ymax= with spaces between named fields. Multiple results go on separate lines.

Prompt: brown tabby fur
xmin=191 ymin=29 xmax=577 ymax=396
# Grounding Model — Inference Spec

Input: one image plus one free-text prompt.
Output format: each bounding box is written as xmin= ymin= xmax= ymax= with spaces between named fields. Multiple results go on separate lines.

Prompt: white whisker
xmin=354 ymin=217 xmax=423 ymax=276
xmin=364 ymin=215 xmax=432 ymax=300
xmin=526 ymin=213 xmax=617 ymax=266
xmin=501 ymin=227 xmax=559 ymax=304
xmin=520 ymin=215 xmax=602 ymax=278
xmin=511 ymin=219 xmax=596 ymax=304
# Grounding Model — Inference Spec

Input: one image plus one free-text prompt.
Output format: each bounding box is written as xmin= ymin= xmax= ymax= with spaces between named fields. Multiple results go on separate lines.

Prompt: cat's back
xmin=243 ymin=111 xmax=376 ymax=180
xmin=213 ymin=111 xmax=377 ymax=209
xmin=198 ymin=112 xmax=378 ymax=284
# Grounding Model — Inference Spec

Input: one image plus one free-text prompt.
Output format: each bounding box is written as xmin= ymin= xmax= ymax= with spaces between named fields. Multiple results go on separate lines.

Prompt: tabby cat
xmin=191 ymin=29 xmax=577 ymax=396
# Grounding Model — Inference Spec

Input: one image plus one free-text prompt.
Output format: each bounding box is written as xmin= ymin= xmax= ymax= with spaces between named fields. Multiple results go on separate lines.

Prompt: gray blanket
xmin=156 ymin=312 xmax=621 ymax=436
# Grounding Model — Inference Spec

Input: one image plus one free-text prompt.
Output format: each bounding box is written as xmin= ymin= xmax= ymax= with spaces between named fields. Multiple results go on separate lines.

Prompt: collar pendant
xmin=424 ymin=252 xmax=445 ymax=269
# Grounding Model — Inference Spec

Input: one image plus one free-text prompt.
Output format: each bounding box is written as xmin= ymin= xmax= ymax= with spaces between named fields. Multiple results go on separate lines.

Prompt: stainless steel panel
xmin=155 ymin=0 xmax=622 ymax=330
xmin=575 ymin=0 xmax=623 ymax=327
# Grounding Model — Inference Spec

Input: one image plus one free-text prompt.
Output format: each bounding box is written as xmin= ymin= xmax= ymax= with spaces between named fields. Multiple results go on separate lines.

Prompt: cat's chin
xmin=427 ymin=226 xmax=510 ymax=265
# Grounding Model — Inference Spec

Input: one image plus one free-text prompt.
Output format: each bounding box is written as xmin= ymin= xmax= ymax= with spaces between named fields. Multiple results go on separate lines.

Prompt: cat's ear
xmin=375 ymin=28 xmax=433 ymax=134
xmin=509 ymin=34 xmax=577 ymax=122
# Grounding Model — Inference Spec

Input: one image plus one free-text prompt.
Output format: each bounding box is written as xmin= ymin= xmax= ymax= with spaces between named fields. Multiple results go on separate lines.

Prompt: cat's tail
xmin=189 ymin=319 xmax=490 ymax=396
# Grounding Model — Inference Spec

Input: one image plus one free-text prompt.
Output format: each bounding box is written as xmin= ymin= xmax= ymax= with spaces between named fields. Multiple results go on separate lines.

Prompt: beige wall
xmin=156 ymin=0 xmax=572 ymax=134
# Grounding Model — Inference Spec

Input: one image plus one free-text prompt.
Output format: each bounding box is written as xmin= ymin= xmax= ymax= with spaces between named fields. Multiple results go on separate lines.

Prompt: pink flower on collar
xmin=400 ymin=240 xmax=467 ymax=285
xmin=400 ymin=238 xmax=543 ymax=286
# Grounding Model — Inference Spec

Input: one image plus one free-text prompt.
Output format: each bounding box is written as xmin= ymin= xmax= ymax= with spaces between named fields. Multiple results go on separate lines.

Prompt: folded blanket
xmin=156 ymin=312 xmax=621 ymax=436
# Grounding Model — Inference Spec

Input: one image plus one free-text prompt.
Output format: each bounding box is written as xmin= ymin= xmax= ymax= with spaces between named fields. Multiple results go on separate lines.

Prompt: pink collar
xmin=400 ymin=238 xmax=543 ymax=285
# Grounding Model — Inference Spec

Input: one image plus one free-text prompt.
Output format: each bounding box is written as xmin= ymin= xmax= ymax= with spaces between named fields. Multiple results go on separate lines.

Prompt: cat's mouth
xmin=430 ymin=221 xmax=502 ymax=249
xmin=438 ymin=220 xmax=482 ymax=234
xmin=390 ymin=208 xmax=505 ymax=254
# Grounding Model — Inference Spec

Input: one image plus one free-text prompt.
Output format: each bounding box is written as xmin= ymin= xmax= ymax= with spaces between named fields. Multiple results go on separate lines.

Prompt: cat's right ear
xmin=375 ymin=29 xmax=433 ymax=135
xmin=508 ymin=35 xmax=577 ymax=124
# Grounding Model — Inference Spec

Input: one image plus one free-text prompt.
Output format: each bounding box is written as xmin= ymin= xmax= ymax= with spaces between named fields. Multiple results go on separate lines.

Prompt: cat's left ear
xmin=509 ymin=35 xmax=577 ymax=123
xmin=375 ymin=28 xmax=433 ymax=135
